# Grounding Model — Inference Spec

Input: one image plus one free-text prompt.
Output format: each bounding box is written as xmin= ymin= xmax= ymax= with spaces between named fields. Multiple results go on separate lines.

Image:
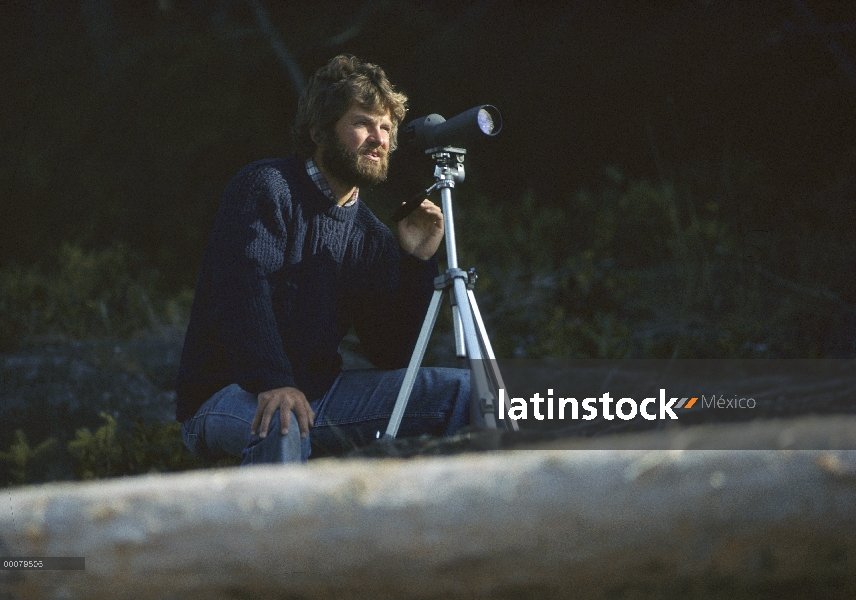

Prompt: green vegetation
xmin=442 ymin=158 xmax=856 ymax=360
xmin=66 ymin=412 xmax=238 ymax=481
xmin=0 ymin=243 xmax=193 ymax=351
xmin=0 ymin=431 xmax=58 ymax=487
xmin=1 ymin=415 xmax=238 ymax=488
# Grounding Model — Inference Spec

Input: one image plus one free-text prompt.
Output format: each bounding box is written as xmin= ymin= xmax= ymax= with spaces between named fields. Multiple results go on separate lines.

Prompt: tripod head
xmin=429 ymin=146 xmax=467 ymax=188
xmin=390 ymin=147 xmax=467 ymax=223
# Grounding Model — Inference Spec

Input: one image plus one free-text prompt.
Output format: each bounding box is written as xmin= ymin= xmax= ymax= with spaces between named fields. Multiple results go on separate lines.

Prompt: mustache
xmin=359 ymin=144 xmax=388 ymax=158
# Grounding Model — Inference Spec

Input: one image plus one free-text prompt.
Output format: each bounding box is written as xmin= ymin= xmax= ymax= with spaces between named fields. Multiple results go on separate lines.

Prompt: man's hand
xmin=396 ymin=199 xmax=444 ymax=260
xmin=252 ymin=386 xmax=315 ymax=439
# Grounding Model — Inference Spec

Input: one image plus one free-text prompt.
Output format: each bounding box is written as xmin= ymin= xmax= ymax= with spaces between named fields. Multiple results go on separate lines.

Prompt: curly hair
xmin=292 ymin=55 xmax=408 ymax=159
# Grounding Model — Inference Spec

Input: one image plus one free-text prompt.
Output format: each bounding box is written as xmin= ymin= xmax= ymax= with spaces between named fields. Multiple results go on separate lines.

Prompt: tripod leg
xmin=467 ymin=289 xmax=519 ymax=433
xmin=451 ymin=277 xmax=498 ymax=429
xmin=383 ymin=288 xmax=444 ymax=439
xmin=451 ymin=299 xmax=466 ymax=358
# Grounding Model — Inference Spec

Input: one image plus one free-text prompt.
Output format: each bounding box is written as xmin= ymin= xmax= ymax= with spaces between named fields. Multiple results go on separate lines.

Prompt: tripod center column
xmin=440 ymin=186 xmax=459 ymax=269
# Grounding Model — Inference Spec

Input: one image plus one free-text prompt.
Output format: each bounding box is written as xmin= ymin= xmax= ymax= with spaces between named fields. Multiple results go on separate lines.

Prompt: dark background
xmin=2 ymin=0 xmax=855 ymax=359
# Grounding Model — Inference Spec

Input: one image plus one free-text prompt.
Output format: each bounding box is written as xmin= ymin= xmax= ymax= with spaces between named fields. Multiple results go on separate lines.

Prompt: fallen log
xmin=1 ymin=420 xmax=856 ymax=599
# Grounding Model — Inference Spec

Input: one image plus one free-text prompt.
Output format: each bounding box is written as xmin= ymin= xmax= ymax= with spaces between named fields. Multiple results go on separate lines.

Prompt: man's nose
xmin=367 ymin=126 xmax=388 ymax=147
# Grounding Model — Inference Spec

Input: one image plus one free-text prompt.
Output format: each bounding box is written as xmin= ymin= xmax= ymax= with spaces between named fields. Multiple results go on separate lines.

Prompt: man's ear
xmin=310 ymin=127 xmax=321 ymax=147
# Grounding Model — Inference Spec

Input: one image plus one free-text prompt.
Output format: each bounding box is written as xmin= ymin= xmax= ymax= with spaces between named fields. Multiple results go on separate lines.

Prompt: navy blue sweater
xmin=175 ymin=157 xmax=437 ymax=422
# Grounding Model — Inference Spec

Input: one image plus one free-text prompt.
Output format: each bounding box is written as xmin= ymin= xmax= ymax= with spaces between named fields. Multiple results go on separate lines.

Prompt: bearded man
xmin=175 ymin=55 xmax=470 ymax=464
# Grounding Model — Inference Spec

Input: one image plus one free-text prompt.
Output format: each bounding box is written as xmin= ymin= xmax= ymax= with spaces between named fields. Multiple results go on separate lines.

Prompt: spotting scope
xmin=402 ymin=105 xmax=502 ymax=150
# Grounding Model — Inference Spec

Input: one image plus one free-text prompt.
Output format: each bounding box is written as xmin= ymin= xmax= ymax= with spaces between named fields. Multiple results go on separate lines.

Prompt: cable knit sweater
xmin=175 ymin=157 xmax=437 ymax=422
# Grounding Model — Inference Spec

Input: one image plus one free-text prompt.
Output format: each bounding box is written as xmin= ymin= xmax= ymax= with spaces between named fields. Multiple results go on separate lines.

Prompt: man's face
xmin=321 ymin=103 xmax=392 ymax=188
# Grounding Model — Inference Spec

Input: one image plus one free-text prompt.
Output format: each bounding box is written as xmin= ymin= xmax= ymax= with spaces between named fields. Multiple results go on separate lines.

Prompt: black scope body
xmin=402 ymin=105 xmax=502 ymax=150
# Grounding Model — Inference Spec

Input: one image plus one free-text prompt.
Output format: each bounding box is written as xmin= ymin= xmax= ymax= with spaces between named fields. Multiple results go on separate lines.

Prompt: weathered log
xmin=1 ymin=425 xmax=855 ymax=599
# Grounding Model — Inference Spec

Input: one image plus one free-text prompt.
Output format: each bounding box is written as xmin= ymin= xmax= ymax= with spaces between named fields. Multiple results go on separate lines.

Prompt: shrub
xmin=0 ymin=431 xmax=59 ymax=487
xmin=66 ymin=412 xmax=238 ymax=481
xmin=0 ymin=244 xmax=193 ymax=351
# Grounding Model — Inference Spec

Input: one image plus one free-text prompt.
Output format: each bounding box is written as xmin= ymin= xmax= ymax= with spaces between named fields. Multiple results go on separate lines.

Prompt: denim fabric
xmin=181 ymin=383 xmax=310 ymax=464
xmin=181 ymin=367 xmax=470 ymax=464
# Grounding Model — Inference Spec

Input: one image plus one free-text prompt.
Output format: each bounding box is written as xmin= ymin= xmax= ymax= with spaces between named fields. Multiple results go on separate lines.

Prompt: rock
xmin=0 ymin=333 xmax=374 ymax=436
xmin=1 ymin=337 xmax=181 ymax=425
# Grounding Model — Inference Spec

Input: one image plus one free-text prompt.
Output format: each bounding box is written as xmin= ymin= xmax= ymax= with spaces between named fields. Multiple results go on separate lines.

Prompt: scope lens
xmin=477 ymin=108 xmax=495 ymax=134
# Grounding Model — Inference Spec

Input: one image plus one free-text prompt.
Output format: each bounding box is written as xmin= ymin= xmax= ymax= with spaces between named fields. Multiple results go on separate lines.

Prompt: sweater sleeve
xmin=209 ymin=163 xmax=297 ymax=394
xmin=353 ymin=233 xmax=439 ymax=369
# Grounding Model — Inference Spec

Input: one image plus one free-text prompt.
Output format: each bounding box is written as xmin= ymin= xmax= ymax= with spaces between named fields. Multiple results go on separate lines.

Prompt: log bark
xmin=1 ymin=428 xmax=856 ymax=598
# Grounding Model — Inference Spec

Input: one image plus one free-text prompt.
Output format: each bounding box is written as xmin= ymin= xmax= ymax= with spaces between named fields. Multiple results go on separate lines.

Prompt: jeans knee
xmin=181 ymin=417 xmax=217 ymax=461
xmin=241 ymin=410 xmax=309 ymax=464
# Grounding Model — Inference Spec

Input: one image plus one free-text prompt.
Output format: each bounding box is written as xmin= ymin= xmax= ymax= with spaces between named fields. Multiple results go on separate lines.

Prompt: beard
xmin=321 ymin=136 xmax=390 ymax=188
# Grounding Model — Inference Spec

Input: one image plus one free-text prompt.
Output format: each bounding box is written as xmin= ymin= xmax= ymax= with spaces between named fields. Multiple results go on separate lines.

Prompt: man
xmin=175 ymin=55 xmax=470 ymax=463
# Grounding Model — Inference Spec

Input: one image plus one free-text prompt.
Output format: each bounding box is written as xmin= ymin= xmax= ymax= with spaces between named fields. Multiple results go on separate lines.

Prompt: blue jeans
xmin=181 ymin=367 xmax=470 ymax=464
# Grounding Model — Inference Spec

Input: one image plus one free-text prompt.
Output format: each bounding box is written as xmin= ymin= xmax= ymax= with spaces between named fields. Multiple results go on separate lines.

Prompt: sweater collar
xmin=305 ymin=159 xmax=359 ymax=208
xmin=289 ymin=158 xmax=358 ymax=223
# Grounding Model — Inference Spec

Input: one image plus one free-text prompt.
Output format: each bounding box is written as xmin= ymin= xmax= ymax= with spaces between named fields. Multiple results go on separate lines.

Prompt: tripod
xmin=384 ymin=147 xmax=519 ymax=438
